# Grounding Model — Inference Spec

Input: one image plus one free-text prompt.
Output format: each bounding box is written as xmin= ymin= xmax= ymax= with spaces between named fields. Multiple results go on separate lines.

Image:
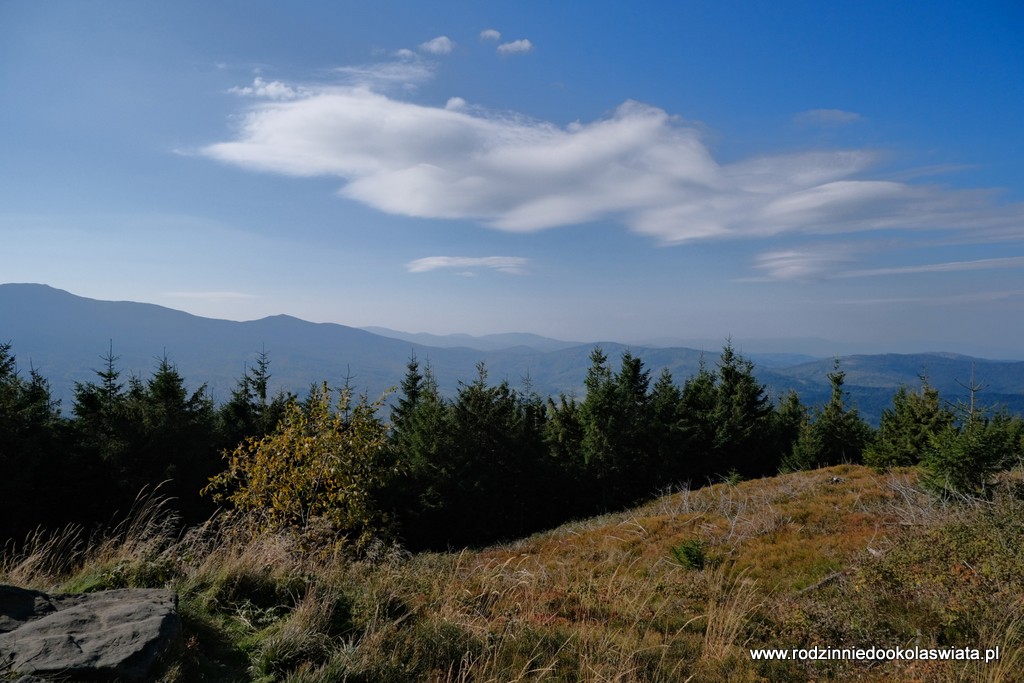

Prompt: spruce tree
xmin=579 ymin=348 xmax=615 ymax=469
xmin=578 ymin=349 xmax=657 ymax=507
xmin=544 ymin=393 xmax=587 ymax=514
xmin=612 ymin=351 xmax=654 ymax=500
xmin=922 ymin=414 xmax=1007 ymax=498
xmin=712 ymin=341 xmax=774 ymax=477
xmin=390 ymin=352 xmax=423 ymax=436
xmin=387 ymin=361 xmax=455 ymax=548
xmin=72 ymin=346 xmax=129 ymax=466
xmin=0 ymin=344 xmax=69 ymax=541
xmin=784 ymin=359 xmax=873 ymax=470
xmin=649 ymin=368 xmax=686 ymax=484
xmin=219 ymin=349 xmax=290 ymax=451
xmin=865 ymin=378 xmax=953 ymax=469
xmin=139 ymin=356 xmax=220 ymax=520
xmin=679 ymin=357 xmax=718 ymax=481
xmin=74 ymin=353 xmax=220 ymax=522
xmin=770 ymin=390 xmax=806 ymax=467
xmin=919 ymin=371 xmax=1024 ymax=498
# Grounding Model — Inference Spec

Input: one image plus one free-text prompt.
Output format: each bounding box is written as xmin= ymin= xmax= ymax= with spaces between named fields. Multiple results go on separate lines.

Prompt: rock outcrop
xmin=0 ymin=584 xmax=180 ymax=681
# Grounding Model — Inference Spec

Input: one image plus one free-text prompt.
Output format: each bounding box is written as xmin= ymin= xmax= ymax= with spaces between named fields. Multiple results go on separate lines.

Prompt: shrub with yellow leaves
xmin=204 ymin=382 xmax=395 ymax=547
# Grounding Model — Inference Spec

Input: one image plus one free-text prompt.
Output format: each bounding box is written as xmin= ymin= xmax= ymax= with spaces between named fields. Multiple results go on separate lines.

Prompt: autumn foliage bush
xmin=203 ymin=383 xmax=395 ymax=547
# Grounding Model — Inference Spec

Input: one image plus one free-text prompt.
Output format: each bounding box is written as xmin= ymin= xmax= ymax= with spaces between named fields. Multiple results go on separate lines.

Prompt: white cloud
xmin=752 ymin=247 xmax=857 ymax=281
xmin=480 ymin=29 xmax=501 ymax=41
xmin=794 ymin=109 xmax=863 ymax=126
xmin=752 ymin=251 xmax=1024 ymax=283
xmin=497 ymin=39 xmax=534 ymax=55
xmin=839 ymin=255 xmax=1024 ymax=278
xmin=406 ymin=256 xmax=530 ymax=274
xmin=836 ymin=289 xmax=1024 ymax=306
xmin=228 ymin=77 xmax=302 ymax=100
xmin=334 ymin=59 xmax=435 ymax=89
xmin=419 ymin=36 xmax=455 ymax=55
xmin=203 ymin=77 xmax=1024 ymax=247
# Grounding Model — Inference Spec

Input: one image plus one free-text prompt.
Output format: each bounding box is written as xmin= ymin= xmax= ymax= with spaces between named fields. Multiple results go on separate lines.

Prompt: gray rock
xmin=0 ymin=585 xmax=180 ymax=681
xmin=0 ymin=586 xmax=57 ymax=634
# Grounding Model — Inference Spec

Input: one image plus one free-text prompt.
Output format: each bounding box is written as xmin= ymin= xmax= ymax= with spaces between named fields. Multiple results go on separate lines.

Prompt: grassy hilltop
xmin=4 ymin=464 xmax=1023 ymax=682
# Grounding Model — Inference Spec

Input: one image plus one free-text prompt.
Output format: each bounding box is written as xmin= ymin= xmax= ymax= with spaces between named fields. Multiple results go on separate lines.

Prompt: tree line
xmin=2 ymin=340 xmax=1022 ymax=550
xmin=0 ymin=343 xmax=289 ymax=545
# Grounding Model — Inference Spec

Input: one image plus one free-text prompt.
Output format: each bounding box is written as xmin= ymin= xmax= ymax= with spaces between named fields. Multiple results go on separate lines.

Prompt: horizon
xmin=3 ymin=2 xmax=1023 ymax=354
xmin=4 ymin=281 xmax=1022 ymax=361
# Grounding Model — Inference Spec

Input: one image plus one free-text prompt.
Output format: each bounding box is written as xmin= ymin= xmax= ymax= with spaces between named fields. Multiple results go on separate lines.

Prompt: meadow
xmin=4 ymin=464 xmax=1022 ymax=682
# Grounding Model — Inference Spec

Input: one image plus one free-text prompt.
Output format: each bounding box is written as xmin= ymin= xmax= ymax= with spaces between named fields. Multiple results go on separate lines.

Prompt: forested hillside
xmin=3 ymin=337 xmax=1022 ymax=551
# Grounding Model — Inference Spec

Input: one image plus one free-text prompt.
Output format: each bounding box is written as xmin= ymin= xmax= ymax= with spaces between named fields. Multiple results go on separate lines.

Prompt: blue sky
xmin=3 ymin=1 xmax=1023 ymax=356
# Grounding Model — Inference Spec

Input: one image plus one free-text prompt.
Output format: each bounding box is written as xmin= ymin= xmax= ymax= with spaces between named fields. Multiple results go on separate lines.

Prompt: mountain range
xmin=3 ymin=283 xmax=1023 ymax=425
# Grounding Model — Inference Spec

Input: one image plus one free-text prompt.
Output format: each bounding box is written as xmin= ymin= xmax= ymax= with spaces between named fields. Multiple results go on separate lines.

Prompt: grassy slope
xmin=3 ymin=465 xmax=1023 ymax=682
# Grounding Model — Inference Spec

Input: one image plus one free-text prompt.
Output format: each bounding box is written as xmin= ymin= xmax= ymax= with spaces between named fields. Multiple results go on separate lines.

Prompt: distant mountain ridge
xmin=360 ymin=327 xmax=583 ymax=353
xmin=3 ymin=283 xmax=1023 ymax=424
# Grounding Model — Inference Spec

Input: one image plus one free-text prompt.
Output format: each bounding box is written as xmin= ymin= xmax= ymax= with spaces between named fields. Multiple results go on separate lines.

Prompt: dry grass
xmin=699 ymin=564 xmax=762 ymax=662
xmin=1 ymin=486 xmax=180 ymax=590
xmin=1 ymin=522 xmax=87 ymax=587
xmin=3 ymin=465 xmax=1023 ymax=682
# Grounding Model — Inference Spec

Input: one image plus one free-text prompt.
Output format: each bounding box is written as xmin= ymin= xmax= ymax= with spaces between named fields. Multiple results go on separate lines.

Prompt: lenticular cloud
xmin=202 ymin=81 xmax=1022 ymax=243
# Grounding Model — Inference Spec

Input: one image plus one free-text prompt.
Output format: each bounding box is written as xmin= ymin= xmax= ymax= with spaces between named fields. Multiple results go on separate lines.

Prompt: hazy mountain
xmin=361 ymin=327 xmax=583 ymax=353
xmin=1 ymin=283 xmax=421 ymax=400
xmin=632 ymin=335 xmax=853 ymax=356
xmin=0 ymin=284 xmax=607 ymax=403
xmin=760 ymin=353 xmax=1024 ymax=421
xmin=632 ymin=335 xmax=1024 ymax=361
xmin=3 ymin=283 xmax=1023 ymax=424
